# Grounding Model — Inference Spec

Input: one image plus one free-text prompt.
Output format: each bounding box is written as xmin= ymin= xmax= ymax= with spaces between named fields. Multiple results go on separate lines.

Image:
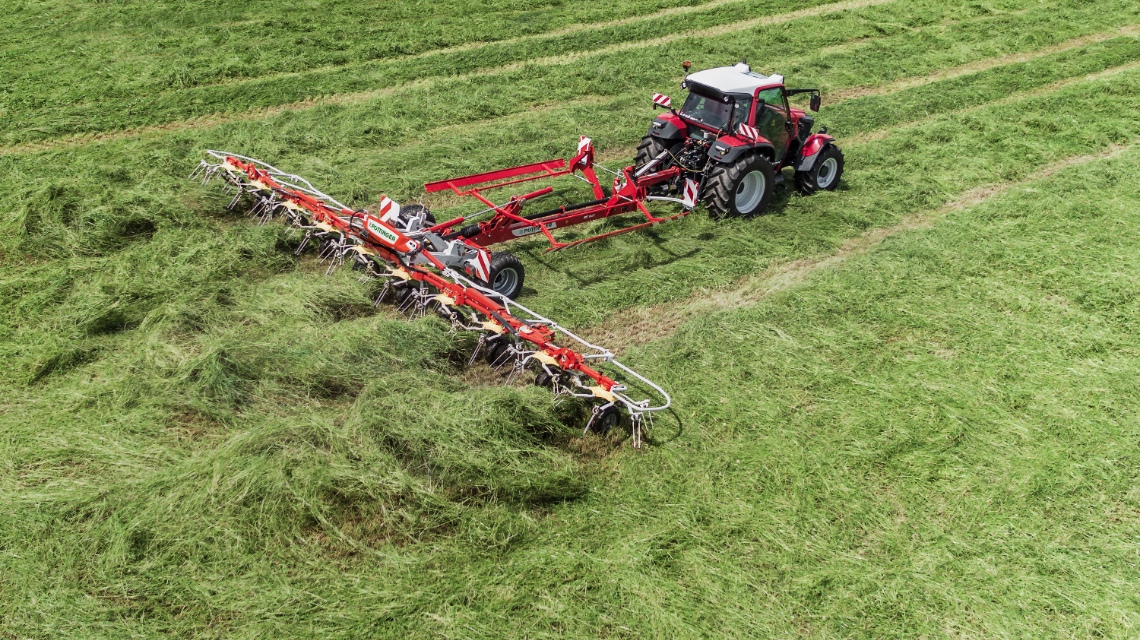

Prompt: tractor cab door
xmin=755 ymin=87 xmax=792 ymax=163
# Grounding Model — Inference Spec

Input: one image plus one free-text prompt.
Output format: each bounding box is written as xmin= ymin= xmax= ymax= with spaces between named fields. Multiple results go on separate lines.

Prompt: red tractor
xmin=637 ymin=60 xmax=844 ymax=218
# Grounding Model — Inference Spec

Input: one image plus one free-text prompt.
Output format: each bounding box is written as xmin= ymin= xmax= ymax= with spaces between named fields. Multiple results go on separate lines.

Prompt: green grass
xmin=3 ymin=0 xmax=1140 ymax=636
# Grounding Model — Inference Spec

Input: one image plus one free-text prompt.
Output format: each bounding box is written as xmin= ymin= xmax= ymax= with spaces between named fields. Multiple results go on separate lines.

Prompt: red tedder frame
xmin=423 ymin=137 xmax=696 ymax=252
xmin=219 ymin=154 xmax=624 ymax=394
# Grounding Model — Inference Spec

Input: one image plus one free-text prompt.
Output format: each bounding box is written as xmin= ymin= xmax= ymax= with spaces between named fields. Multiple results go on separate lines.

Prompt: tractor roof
xmin=685 ymin=63 xmax=782 ymax=96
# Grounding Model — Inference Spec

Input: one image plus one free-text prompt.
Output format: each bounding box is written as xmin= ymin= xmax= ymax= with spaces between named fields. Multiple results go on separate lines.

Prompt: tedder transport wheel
xmin=795 ymin=145 xmax=845 ymax=196
xmin=399 ymin=203 xmax=435 ymax=226
xmin=484 ymin=252 xmax=525 ymax=300
xmin=704 ymin=154 xmax=776 ymax=219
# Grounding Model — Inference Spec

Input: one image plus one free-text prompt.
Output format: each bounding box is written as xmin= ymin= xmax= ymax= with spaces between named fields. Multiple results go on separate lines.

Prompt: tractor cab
xmin=676 ymin=62 xmax=801 ymax=164
xmin=639 ymin=61 xmax=843 ymax=218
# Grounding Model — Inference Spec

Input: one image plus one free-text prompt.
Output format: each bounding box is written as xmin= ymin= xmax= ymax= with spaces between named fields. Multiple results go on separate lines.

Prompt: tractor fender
xmin=796 ymin=133 xmax=836 ymax=171
xmin=649 ymin=113 xmax=686 ymax=141
xmin=708 ymin=137 xmax=776 ymax=164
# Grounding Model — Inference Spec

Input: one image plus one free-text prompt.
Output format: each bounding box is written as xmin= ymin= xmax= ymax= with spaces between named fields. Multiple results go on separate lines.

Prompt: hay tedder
xmin=189 ymin=61 xmax=842 ymax=446
xmin=191 ymin=151 xmax=670 ymax=445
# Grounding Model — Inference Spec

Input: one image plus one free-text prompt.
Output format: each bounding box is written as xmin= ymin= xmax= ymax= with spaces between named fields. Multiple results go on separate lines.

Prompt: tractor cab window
xmin=731 ymin=97 xmax=753 ymax=130
xmin=679 ymin=91 xmax=733 ymax=131
xmin=755 ymin=87 xmax=791 ymax=161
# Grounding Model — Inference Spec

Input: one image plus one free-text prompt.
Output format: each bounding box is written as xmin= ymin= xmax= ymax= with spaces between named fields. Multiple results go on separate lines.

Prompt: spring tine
xmin=468 ymin=335 xmax=486 ymax=367
xmin=294 ymin=231 xmax=312 ymax=255
xmin=396 ymin=289 xmax=418 ymax=314
xmin=583 ymin=405 xmax=603 ymax=436
xmin=374 ymin=281 xmax=391 ymax=307
xmin=504 ymin=356 xmax=525 ymax=385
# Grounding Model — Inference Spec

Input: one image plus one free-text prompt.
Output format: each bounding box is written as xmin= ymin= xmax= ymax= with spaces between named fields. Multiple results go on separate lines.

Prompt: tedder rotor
xmin=191 ymin=151 xmax=670 ymax=446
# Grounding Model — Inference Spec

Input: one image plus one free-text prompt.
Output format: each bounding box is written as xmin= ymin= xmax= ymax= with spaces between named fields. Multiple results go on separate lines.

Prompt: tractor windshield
xmin=679 ymin=91 xmax=750 ymax=132
xmin=679 ymin=91 xmax=732 ymax=130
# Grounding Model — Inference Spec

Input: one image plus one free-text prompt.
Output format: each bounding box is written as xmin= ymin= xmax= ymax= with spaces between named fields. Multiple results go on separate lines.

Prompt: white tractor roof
xmin=685 ymin=63 xmax=782 ymax=95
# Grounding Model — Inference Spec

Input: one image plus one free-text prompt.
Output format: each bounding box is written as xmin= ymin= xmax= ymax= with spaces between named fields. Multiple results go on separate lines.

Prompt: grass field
xmin=3 ymin=0 xmax=1140 ymax=636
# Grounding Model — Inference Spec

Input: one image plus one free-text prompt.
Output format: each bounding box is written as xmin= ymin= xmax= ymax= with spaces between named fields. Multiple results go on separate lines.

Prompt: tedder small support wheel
xmin=534 ymin=369 xmax=558 ymax=389
xmin=795 ymin=145 xmax=845 ymax=196
xmin=484 ymin=252 xmax=525 ymax=300
xmin=484 ymin=338 xmax=512 ymax=367
xmin=394 ymin=285 xmax=416 ymax=307
xmin=590 ymin=405 xmax=622 ymax=435
xmin=704 ymin=154 xmax=776 ymax=219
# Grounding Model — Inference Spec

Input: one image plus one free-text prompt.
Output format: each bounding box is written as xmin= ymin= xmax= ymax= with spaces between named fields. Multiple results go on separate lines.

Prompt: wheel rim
xmin=817 ymin=157 xmax=838 ymax=189
xmin=734 ymin=170 xmax=766 ymax=214
xmin=492 ymin=267 xmax=519 ymax=296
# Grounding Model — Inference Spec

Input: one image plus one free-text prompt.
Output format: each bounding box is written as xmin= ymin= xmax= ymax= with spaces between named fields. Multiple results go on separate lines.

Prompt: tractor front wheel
xmin=704 ymin=154 xmax=776 ymax=219
xmin=634 ymin=135 xmax=668 ymax=170
xmin=484 ymin=252 xmax=525 ymax=300
xmin=794 ymin=145 xmax=844 ymax=195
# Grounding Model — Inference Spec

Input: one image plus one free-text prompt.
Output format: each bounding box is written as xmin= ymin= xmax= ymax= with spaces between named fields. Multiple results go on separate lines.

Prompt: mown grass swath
xmin=2 ymin=0 xmax=1140 ymax=635
xmin=11 ymin=0 xmax=1139 ymax=145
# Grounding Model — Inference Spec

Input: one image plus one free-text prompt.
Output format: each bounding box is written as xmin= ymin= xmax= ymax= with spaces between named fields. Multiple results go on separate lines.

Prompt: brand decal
xmin=511 ymin=222 xmax=556 ymax=237
xmin=367 ymin=219 xmax=400 ymax=245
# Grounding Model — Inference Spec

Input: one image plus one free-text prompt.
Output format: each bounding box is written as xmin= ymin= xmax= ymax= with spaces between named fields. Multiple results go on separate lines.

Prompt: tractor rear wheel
xmin=483 ymin=252 xmax=525 ymax=300
xmin=794 ymin=145 xmax=844 ymax=195
xmin=704 ymin=154 xmax=776 ymax=219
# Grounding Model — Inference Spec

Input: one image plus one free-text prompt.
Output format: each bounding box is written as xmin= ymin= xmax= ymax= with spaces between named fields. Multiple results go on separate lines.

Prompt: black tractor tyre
xmin=398 ymin=203 xmax=435 ymax=226
xmin=634 ymin=135 xmax=669 ymax=171
xmin=483 ymin=252 xmax=525 ymax=300
xmin=704 ymin=154 xmax=777 ymax=219
xmin=794 ymin=145 xmax=844 ymax=196
xmin=590 ymin=405 xmax=622 ymax=435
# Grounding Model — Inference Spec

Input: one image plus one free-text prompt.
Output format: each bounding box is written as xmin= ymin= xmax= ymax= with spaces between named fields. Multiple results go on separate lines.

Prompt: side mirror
xmin=683 ymin=60 xmax=692 ymax=73
xmin=809 ymin=93 xmax=821 ymax=112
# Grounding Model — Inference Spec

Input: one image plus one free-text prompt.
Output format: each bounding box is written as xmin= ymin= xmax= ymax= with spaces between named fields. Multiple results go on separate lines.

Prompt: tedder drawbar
xmin=191 ymin=151 xmax=671 ymax=446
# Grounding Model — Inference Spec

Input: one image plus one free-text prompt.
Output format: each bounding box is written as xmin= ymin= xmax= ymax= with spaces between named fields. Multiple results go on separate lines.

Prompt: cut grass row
xmin=9 ymin=0 xmax=1123 ymax=146
xmin=0 ymin=0 xmax=863 ymax=142
xmin=0 ymin=0 xmax=721 ymax=109
xmin=6 ymin=115 xmax=1137 ymax=639
xmin=3 ymin=0 xmax=1134 ymax=161
xmin=4 ymin=0 xmax=1140 ymax=635
xmin=4 ymin=13 xmax=1139 ymax=513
